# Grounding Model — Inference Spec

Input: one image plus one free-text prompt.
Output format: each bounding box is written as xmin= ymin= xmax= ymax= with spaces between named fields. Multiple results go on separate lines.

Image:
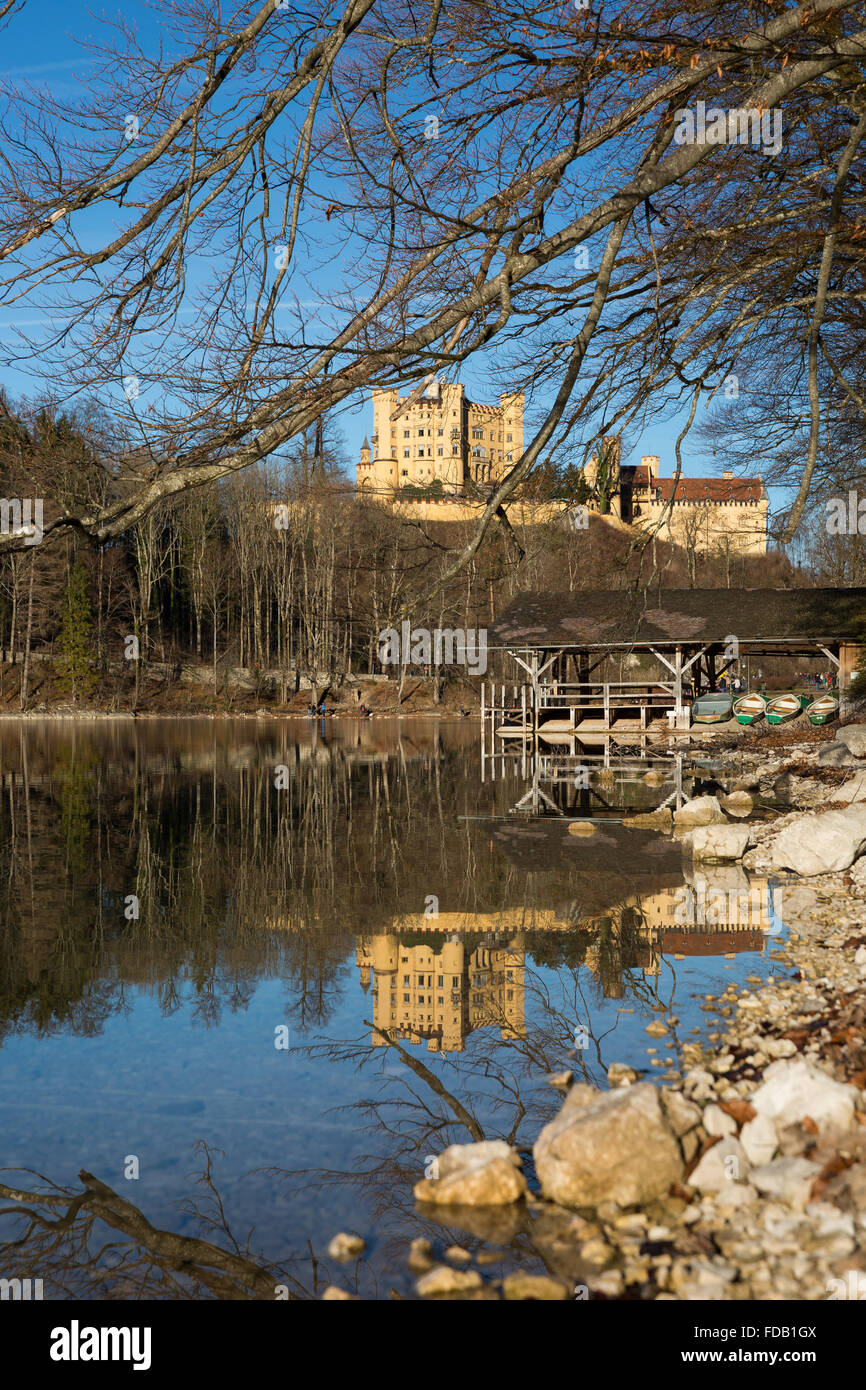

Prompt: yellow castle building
xmin=355 ymin=386 xmax=768 ymax=553
xmin=356 ymin=933 xmax=525 ymax=1052
xmin=584 ymin=439 xmax=769 ymax=555
xmin=357 ymin=381 xmax=524 ymax=496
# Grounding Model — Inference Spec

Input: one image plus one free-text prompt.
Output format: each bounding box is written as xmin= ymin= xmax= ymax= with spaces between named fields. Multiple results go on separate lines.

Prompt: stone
xmin=720 ymin=790 xmax=754 ymax=817
xmin=502 ymin=1273 xmax=569 ymax=1301
xmin=740 ymin=1113 xmax=779 ymax=1166
xmin=818 ymin=741 xmax=858 ymax=767
xmin=643 ymin=770 xmax=666 ymax=786
xmin=321 ymin=1286 xmax=358 ymax=1300
xmin=414 ymin=1141 xmax=527 ymax=1206
xmin=607 ymin=1062 xmax=638 ymax=1087
xmin=445 ymin=1246 xmax=471 ymax=1264
xmin=659 ymin=1089 xmax=702 ymax=1139
xmin=688 ymin=1136 xmax=749 ymax=1191
xmin=750 ymin=1157 xmax=822 ymax=1211
xmin=416 ymin=1266 xmax=483 ymax=1296
xmin=771 ymin=804 xmax=866 ymax=876
xmin=836 ymin=723 xmax=866 ymax=758
xmin=533 ymin=1083 xmax=682 ymax=1209
xmin=327 ymin=1232 xmax=365 ymax=1261
xmin=408 ymin=1237 xmax=434 ymax=1272
xmin=674 ymin=795 xmax=726 ymax=828
xmin=689 ymin=824 xmax=750 ymax=861
xmin=750 ymin=1058 xmax=859 ymax=1132
xmin=568 ymin=821 xmax=597 ymax=836
xmin=546 ymin=1070 xmax=573 ymax=1089
xmin=703 ymin=1104 xmax=737 ymax=1137
xmin=645 ymin=1019 xmax=669 ymax=1037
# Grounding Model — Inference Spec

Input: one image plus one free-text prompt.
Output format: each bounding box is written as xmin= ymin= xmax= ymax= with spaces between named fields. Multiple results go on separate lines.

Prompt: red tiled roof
xmin=631 ymin=466 xmax=764 ymax=502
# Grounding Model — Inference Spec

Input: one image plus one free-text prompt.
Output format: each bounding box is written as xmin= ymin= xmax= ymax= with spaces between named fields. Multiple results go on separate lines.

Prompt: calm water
xmin=0 ymin=719 xmax=788 ymax=1299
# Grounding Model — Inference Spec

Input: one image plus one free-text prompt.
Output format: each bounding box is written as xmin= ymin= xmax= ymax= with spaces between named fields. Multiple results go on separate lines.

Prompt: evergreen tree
xmin=57 ymin=560 xmax=96 ymax=702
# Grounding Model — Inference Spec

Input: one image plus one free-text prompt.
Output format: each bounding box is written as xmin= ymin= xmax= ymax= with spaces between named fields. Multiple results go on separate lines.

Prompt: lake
xmin=0 ymin=718 xmax=788 ymax=1299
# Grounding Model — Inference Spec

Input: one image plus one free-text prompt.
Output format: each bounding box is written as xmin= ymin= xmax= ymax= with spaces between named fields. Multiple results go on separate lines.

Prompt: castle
xmin=357 ymin=380 xmax=524 ymax=494
xmin=356 ymin=385 xmax=768 ymax=554
xmin=585 ymin=439 xmax=769 ymax=556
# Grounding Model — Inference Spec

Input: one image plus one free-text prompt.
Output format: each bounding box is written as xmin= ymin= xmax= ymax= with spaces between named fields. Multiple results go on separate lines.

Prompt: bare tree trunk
xmin=19 ymin=554 xmax=34 ymax=711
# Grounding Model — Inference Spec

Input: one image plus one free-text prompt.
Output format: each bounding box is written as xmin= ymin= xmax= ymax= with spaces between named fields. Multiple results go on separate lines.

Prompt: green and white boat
xmin=733 ymin=692 xmax=766 ymax=726
xmin=806 ymin=693 xmax=839 ymax=726
xmin=765 ymin=692 xmax=801 ymax=725
xmin=691 ymin=691 xmax=734 ymax=724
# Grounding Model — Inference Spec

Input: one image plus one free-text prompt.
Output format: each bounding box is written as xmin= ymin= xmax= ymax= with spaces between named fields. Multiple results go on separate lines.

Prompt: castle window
xmin=438 ymin=447 xmax=443 ymax=456
xmin=403 ymin=429 xmax=410 ymax=438
xmin=418 ymin=428 xmax=424 ymax=436
xmin=403 ymin=994 xmax=410 ymax=1003
xmin=403 ymin=449 xmax=409 ymax=458
xmin=403 ymin=975 xmax=410 ymax=985
xmin=401 ymin=469 xmax=408 ymax=476
xmin=506 ymin=452 xmax=512 ymax=462
xmin=472 ymin=427 xmax=483 ymax=439
xmin=438 ymin=428 xmax=443 ymax=436
xmin=506 ymin=433 xmax=512 ymax=442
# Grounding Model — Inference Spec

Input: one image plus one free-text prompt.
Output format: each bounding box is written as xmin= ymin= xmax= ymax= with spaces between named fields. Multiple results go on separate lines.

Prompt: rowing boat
xmin=732 ymin=692 xmax=766 ymax=725
xmin=806 ymin=693 xmax=839 ymax=726
xmin=765 ymin=692 xmax=802 ymax=725
xmin=691 ymin=692 xmax=733 ymax=724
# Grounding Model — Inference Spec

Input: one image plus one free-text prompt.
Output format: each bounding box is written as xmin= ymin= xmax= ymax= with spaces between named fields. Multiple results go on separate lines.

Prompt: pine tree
xmin=57 ymin=560 xmax=96 ymax=702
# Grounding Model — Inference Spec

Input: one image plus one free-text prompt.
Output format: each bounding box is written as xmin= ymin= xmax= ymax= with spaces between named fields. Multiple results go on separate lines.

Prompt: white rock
xmin=689 ymin=824 xmax=751 ymax=861
xmin=703 ymin=1104 xmax=737 ymax=1137
xmin=750 ymin=1058 xmax=859 ymax=1132
xmin=416 ymin=1265 xmax=483 ymax=1296
xmin=688 ymin=1136 xmax=749 ymax=1191
xmin=836 ymin=724 xmax=866 ymax=758
xmin=771 ymin=804 xmax=866 ymax=876
xmin=327 ymin=1232 xmax=365 ymax=1261
xmin=739 ymin=1113 xmax=779 ymax=1166
xmin=750 ymin=1157 xmax=821 ymax=1211
xmin=674 ymin=795 xmax=726 ymax=828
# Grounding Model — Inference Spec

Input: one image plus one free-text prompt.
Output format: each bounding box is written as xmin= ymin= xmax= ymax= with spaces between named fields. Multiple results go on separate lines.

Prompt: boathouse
xmin=484 ymin=587 xmax=866 ymax=739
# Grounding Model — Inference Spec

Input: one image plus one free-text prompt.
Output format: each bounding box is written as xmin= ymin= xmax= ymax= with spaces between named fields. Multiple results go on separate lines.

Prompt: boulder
xmin=414 ymin=1140 xmax=527 ymax=1206
xmin=533 ymin=1083 xmax=682 ymax=1209
xmin=818 ymin=741 xmax=858 ymax=768
xmin=836 ymin=723 xmax=866 ymax=758
xmin=688 ymin=1136 xmax=749 ymax=1191
xmin=502 ymin=1273 xmax=569 ymax=1301
xmin=750 ymin=1058 xmax=859 ymax=1132
xmin=740 ymin=1113 xmax=779 ymax=1166
xmin=770 ymin=803 xmax=866 ymax=876
xmin=750 ymin=1157 xmax=822 ymax=1211
xmin=703 ymin=1104 xmax=737 ymax=1138
xmin=327 ymin=1232 xmax=366 ymax=1261
xmin=689 ymin=824 xmax=750 ymax=861
xmin=720 ymin=790 xmax=754 ymax=817
xmin=568 ymin=821 xmax=597 ymax=836
xmin=416 ymin=1266 xmax=483 ymax=1296
xmin=659 ymin=1089 xmax=702 ymax=1139
xmin=673 ymin=795 xmax=726 ymax=828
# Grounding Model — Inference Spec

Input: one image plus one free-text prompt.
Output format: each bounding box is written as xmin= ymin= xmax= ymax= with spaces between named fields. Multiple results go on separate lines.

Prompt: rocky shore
xmin=324 ymin=720 xmax=866 ymax=1300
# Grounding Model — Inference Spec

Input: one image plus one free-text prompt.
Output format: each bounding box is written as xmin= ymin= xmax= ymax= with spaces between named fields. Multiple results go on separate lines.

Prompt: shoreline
xmin=326 ymin=729 xmax=866 ymax=1301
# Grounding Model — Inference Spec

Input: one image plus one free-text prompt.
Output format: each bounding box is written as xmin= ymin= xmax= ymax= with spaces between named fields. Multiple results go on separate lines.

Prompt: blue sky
xmin=0 ymin=2 xmax=784 ymax=521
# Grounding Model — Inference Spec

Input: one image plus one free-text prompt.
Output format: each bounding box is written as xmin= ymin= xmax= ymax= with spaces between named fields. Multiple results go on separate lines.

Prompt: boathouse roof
xmin=489 ymin=588 xmax=866 ymax=650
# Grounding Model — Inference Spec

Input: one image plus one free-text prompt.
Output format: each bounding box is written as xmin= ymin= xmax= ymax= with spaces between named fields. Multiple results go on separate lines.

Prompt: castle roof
xmin=630 ymin=465 xmax=764 ymax=502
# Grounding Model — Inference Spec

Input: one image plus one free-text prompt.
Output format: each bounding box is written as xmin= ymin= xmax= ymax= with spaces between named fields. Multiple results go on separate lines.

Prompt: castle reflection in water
xmin=355 ymin=872 xmax=774 ymax=1053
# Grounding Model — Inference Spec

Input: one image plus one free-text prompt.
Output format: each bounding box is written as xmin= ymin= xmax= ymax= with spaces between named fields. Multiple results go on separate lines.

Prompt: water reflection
xmin=0 ymin=720 xmax=786 ymax=1299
